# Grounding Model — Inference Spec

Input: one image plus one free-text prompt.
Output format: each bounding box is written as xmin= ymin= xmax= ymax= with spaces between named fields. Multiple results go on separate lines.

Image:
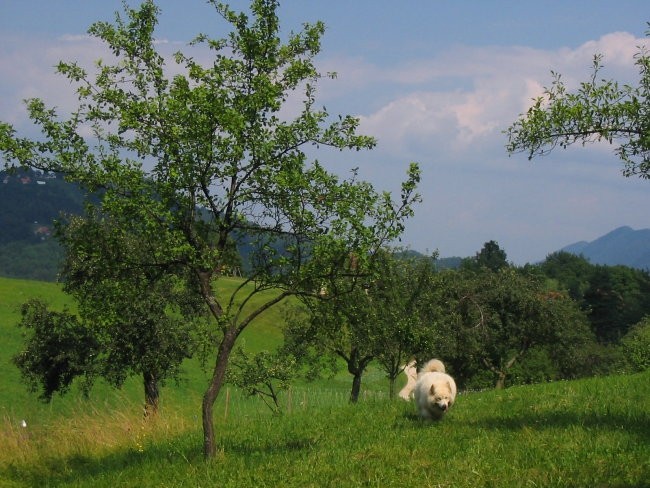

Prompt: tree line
xmin=13 ymin=241 xmax=650 ymax=412
xmin=277 ymin=243 xmax=650 ymax=402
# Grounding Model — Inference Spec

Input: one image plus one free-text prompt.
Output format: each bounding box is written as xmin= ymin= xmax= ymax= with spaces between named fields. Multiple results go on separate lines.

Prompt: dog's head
xmin=429 ymin=382 xmax=454 ymax=414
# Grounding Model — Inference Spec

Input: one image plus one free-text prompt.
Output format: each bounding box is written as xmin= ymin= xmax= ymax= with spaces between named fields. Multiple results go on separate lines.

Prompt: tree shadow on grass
xmin=395 ymin=400 xmax=649 ymax=445
xmin=1 ymin=432 xmax=203 ymax=486
xmin=468 ymin=409 xmax=650 ymax=443
xmin=393 ymin=407 xmax=457 ymax=430
xmin=0 ymin=428 xmax=324 ymax=486
xmin=223 ymin=434 xmax=322 ymax=456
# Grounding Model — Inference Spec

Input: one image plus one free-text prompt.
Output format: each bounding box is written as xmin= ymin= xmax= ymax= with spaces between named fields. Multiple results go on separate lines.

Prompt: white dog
xmin=413 ymin=359 xmax=457 ymax=420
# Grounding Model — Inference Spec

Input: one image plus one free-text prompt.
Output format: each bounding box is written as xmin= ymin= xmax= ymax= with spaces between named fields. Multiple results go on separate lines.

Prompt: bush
xmin=462 ymin=368 xmax=495 ymax=391
xmin=509 ymin=347 xmax=558 ymax=385
xmin=619 ymin=317 xmax=650 ymax=372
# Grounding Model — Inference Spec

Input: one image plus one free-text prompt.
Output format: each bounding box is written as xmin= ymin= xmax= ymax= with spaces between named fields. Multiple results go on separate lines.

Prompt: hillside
xmin=560 ymin=226 xmax=650 ymax=270
xmin=0 ymin=169 xmax=287 ymax=280
xmin=0 ymin=169 xmax=88 ymax=244
xmin=1 ymin=278 xmax=648 ymax=486
xmin=0 ymin=169 xmax=88 ymax=281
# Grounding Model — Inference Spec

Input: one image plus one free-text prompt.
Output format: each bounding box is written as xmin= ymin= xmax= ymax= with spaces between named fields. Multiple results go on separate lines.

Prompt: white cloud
xmin=0 ymin=31 xmax=192 ymax=128
xmin=0 ymin=34 xmax=105 ymax=124
xmin=58 ymin=34 xmax=94 ymax=42
xmin=337 ymin=32 xmax=647 ymax=162
xmin=569 ymin=32 xmax=646 ymax=68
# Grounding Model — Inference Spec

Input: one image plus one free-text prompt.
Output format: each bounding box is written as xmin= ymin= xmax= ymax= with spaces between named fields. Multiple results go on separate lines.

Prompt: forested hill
xmin=560 ymin=226 xmax=650 ymax=270
xmin=1 ymin=169 xmax=88 ymax=243
xmin=0 ymin=169 xmax=465 ymax=281
xmin=0 ymin=169 xmax=88 ymax=281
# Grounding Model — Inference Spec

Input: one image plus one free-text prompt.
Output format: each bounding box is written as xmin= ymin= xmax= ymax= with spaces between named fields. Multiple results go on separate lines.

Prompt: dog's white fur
xmin=413 ymin=359 xmax=457 ymax=420
xmin=398 ymin=360 xmax=418 ymax=400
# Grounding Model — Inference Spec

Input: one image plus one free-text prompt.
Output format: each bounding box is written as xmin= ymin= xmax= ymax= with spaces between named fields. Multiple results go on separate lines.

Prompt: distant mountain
xmin=560 ymin=226 xmax=650 ymax=270
xmin=394 ymin=249 xmax=463 ymax=270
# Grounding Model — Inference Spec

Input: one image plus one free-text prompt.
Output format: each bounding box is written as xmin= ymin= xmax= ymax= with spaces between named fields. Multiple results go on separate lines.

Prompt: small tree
xmin=13 ymin=299 xmax=99 ymax=401
xmin=58 ymin=212 xmax=205 ymax=414
xmin=285 ymin=283 xmax=377 ymax=403
xmin=448 ymin=268 xmax=592 ymax=389
xmin=13 ymin=210 xmax=205 ymax=414
xmin=0 ymin=1 xmax=419 ymax=457
xmin=367 ymin=251 xmax=441 ymax=398
xmin=285 ymin=251 xmax=443 ymax=401
xmin=620 ymin=316 xmax=650 ymax=372
xmin=506 ymin=26 xmax=650 ymax=179
xmin=226 ymin=348 xmax=296 ymax=413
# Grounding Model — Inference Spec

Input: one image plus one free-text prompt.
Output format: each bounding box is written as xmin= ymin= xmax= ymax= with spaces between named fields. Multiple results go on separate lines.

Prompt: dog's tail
xmin=419 ymin=359 xmax=446 ymax=375
xmin=398 ymin=360 xmax=418 ymax=400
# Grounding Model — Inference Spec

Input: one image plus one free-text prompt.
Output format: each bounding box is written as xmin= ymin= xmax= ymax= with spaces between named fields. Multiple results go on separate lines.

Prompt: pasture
xmin=0 ymin=277 xmax=648 ymax=487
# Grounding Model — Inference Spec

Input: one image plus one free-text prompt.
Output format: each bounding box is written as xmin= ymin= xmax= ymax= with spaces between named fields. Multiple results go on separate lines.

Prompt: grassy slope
xmin=0 ymin=276 xmax=297 ymax=420
xmin=1 ymin=277 xmax=649 ymax=487
xmin=1 ymin=372 xmax=647 ymax=487
xmin=0 ymin=278 xmax=77 ymax=422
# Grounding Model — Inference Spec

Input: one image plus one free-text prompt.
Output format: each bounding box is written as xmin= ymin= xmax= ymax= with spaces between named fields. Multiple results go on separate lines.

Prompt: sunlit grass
xmin=0 ymin=371 xmax=648 ymax=487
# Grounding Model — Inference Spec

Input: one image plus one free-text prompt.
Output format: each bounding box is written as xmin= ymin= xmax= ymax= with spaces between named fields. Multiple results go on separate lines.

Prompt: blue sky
xmin=1 ymin=1 xmax=649 ymax=264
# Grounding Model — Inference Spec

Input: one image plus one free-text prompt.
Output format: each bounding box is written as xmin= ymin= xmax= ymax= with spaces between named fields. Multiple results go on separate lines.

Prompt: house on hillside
xmin=34 ymin=226 xmax=52 ymax=240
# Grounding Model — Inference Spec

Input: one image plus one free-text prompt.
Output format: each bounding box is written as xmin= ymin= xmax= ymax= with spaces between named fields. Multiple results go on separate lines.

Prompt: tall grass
xmin=1 ymin=371 xmax=648 ymax=487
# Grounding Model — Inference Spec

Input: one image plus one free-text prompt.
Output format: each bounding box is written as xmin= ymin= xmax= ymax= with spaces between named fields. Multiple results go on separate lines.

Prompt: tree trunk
xmin=495 ymin=371 xmax=507 ymax=389
xmin=350 ymin=372 xmax=362 ymax=403
xmin=202 ymin=327 xmax=237 ymax=459
xmin=497 ymin=349 xmax=527 ymax=389
xmin=143 ymin=370 xmax=159 ymax=416
xmin=347 ymin=351 xmax=374 ymax=403
xmin=388 ymin=375 xmax=396 ymax=399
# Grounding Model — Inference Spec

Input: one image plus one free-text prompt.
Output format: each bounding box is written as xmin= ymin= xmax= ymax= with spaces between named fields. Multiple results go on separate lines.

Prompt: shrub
xmin=509 ymin=346 xmax=558 ymax=385
xmin=619 ymin=317 xmax=650 ymax=372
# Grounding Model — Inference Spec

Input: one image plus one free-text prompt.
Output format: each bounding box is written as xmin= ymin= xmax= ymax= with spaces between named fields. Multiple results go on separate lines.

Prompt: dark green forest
xmin=0 ymin=169 xmax=88 ymax=280
xmin=1 ymin=169 xmax=86 ymax=243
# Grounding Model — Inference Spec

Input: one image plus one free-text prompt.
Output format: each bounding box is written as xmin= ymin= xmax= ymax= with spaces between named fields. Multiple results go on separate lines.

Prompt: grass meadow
xmin=1 ymin=276 xmax=649 ymax=487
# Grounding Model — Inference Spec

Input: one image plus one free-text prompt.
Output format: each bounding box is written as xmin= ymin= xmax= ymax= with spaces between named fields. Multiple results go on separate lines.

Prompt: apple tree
xmin=0 ymin=0 xmax=420 ymax=457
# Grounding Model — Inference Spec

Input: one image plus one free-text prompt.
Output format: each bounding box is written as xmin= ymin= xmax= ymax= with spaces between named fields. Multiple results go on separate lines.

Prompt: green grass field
xmin=1 ymin=276 xmax=649 ymax=487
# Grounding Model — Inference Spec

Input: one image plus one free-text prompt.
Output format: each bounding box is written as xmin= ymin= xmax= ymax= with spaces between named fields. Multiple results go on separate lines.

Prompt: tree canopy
xmin=441 ymin=267 xmax=594 ymax=389
xmin=506 ymin=25 xmax=650 ymax=179
xmin=59 ymin=212 xmax=205 ymax=413
xmin=462 ymin=240 xmax=509 ymax=272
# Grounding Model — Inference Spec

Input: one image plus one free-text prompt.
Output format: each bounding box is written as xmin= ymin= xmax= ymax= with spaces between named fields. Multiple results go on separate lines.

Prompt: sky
xmin=1 ymin=1 xmax=649 ymax=264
